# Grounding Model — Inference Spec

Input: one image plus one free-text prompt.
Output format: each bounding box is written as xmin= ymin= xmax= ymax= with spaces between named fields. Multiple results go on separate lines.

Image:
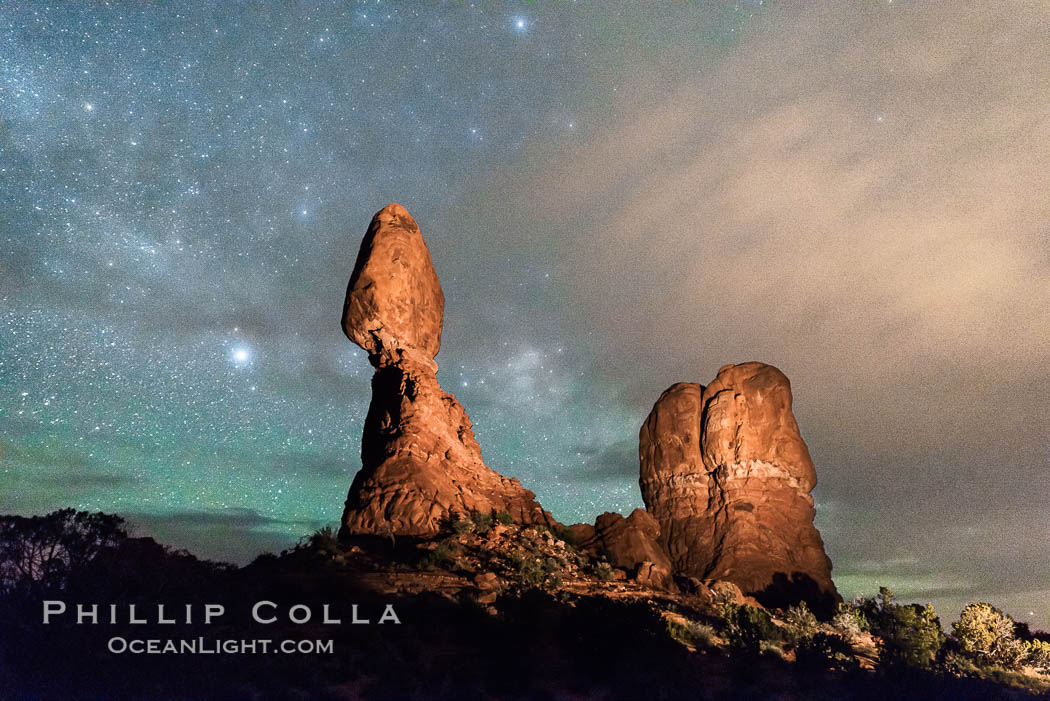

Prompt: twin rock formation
xmin=639 ymin=365 xmax=836 ymax=608
xmin=339 ymin=204 xmax=837 ymax=609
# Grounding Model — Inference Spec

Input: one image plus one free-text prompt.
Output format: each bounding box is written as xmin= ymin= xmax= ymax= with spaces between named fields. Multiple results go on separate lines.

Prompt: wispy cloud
xmin=124 ymin=508 xmax=328 ymax=564
xmin=458 ymin=3 xmax=1050 ymax=626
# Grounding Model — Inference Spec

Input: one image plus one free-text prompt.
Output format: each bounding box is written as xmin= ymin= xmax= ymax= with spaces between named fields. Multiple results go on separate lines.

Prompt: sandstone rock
xmin=679 ymin=577 xmax=713 ymax=600
xmin=342 ymin=203 xmax=443 ymax=366
xmin=632 ymin=561 xmax=673 ymax=590
xmin=709 ymin=580 xmax=745 ymax=606
xmin=566 ymin=522 xmax=596 ymax=545
xmin=474 ymin=572 xmax=499 ymax=590
xmin=639 ymin=362 xmax=838 ymax=612
xmin=574 ymin=509 xmax=674 ymax=591
xmin=340 ymin=205 xmax=553 ymax=537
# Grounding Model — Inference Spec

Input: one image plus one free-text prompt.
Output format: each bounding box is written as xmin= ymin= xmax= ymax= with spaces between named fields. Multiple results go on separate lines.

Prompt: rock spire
xmin=340 ymin=204 xmax=552 ymax=537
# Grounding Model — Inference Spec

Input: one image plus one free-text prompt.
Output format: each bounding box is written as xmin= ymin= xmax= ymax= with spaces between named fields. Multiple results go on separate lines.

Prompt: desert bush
xmin=953 ymin=602 xmax=1027 ymax=669
xmin=690 ymin=621 xmax=720 ymax=648
xmin=420 ymin=540 xmax=459 ymax=569
xmin=510 ymin=552 xmax=562 ymax=591
xmin=553 ymin=525 xmax=578 ymax=547
xmin=592 ymin=562 xmax=615 ymax=582
xmin=983 ymin=666 xmax=1050 ymax=694
xmin=784 ymin=601 xmax=819 ymax=645
xmin=795 ymin=631 xmax=858 ymax=671
xmin=940 ymin=649 xmax=982 ymax=678
xmin=494 ymin=510 xmax=514 ymax=526
xmin=712 ymin=589 xmax=740 ymax=624
xmin=667 ymin=618 xmax=719 ymax=649
xmin=437 ymin=511 xmax=475 ymax=535
xmin=727 ymin=605 xmax=779 ymax=656
xmin=304 ymin=526 xmax=338 ymax=553
xmin=831 ymin=601 xmax=869 ymax=641
xmin=1027 ymin=639 xmax=1050 ymax=673
xmin=468 ymin=510 xmax=494 ymax=533
xmin=518 ymin=557 xmax=546 ymax=589
xmin=862 ymin=587 xmax=944 ymax=669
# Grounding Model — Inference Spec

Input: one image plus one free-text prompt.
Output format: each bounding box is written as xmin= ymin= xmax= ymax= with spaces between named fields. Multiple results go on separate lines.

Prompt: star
xmin=229 ymin=346 xmax=253 ymax=367
xmin=0 ymin=0 xmax=1044 ymax=634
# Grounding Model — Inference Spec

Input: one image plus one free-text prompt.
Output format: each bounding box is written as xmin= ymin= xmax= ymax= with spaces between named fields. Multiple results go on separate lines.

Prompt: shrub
xmin=305 ymin=526 xmax=338 ymax=553
xmin=983 ymin=666 xmax=1050 ymax=694
xmin=420 ymin=540 xmax=459 ymax=569
xmin=667 ymin=618 xmax=719 ymax=649
xmin=691 ymin=621 xmax=720 ymax=648
xmin=377 ymin=523 xmax=396 ymax=547
xmin=437 ymin=511 xmax=475 ymax=535
xmin=1027 ymin=639 xmax=1050 ymax=673
xmin=831 ymin=601 xmax=869 ymax=641
xmin=953 ymin=602 xmax=1026 ymax=669
xmin=593 ymin=563 xmax=615 ymax=582
xmin=727 ymin=605 xmax=778 ymax=656
xmin=553 ymin=525 xmax=578 ymax=547
xmin=863 ymin=587 xmax=944 ymax=669
xmin=468 ymin=510 xmax=494 ymax=533
xmin=713 ymin=590 xmax=740 ymax=625
xmin=666 ymin=619 xmax=691 ymax=646
xmin=941 ymin=649 xmax=981 ymax=678
xmin=517 ymin=557 xmax=546 ymax=589
xmin=494 ymin=510 xmax=514 ymax=526
xmin=795 ymin=631 xmax=858 ymax=671
xmin=784 ymin=601 xmax=819 ymax=645
xmin=508 ymin=551 xmax=562 ymax=591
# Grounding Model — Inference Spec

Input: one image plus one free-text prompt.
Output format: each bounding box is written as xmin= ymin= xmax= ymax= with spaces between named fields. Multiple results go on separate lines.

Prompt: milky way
xmin=1 ymin=2 xmax=743 ymax=558
xmin=3 ymin=2 xmax=1049 ymax=627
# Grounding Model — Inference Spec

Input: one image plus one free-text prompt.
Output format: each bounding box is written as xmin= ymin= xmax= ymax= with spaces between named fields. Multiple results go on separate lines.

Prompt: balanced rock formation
xmin=570 ymin=509 xmax=675 ymax=590
xmin=639 ymin=362 xmax=837 ymax=611
xmin=340 ymin=204 xmax=552 ymax=536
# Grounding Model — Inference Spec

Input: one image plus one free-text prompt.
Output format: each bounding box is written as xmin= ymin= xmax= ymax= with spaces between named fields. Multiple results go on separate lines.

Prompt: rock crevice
xmin=639 ymin=362 xmax=838 ymax=611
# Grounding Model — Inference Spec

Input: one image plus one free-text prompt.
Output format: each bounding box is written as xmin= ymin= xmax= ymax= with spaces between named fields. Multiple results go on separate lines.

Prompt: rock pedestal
xmin=339 ymin=204 xmax=552 ymax=537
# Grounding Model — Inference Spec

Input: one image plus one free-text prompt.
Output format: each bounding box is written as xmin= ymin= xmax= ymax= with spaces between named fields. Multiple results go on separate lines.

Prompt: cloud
xmin=569 ymin=438 xmax=639 ymax=485
xmin=450 ymin=3 xmax=1050 ymax=625
xmin=124 ymin=508 xmax=327 ymax=564
xmin=35 ymin=472 xmax=135 ymax=489
xmin=267 ymin=450 xmax=354 ymax=478
xmin=538 ymin=5 xmax=1050 ymax=490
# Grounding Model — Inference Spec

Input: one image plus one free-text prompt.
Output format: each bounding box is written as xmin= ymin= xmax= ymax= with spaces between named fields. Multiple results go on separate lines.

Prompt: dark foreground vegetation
xmin=1 ymin=509 xmax=1048 ymax=701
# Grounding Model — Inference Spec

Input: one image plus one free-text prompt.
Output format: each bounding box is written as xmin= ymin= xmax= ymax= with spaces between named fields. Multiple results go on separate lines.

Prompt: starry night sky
xmin=2 ymin=2 xmax=1049 ymax=627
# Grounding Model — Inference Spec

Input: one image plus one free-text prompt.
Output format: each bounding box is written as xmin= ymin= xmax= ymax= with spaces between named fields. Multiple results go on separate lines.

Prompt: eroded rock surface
xmin=572 ymin=509 xmax=674 ymax=590
xmin=639 ymin=362 xmax=837 ymax=611
xmin=340 ymin=204 xmax=552 ymax=536
xmin=341 ymin=203 xmax=443 ymax=366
